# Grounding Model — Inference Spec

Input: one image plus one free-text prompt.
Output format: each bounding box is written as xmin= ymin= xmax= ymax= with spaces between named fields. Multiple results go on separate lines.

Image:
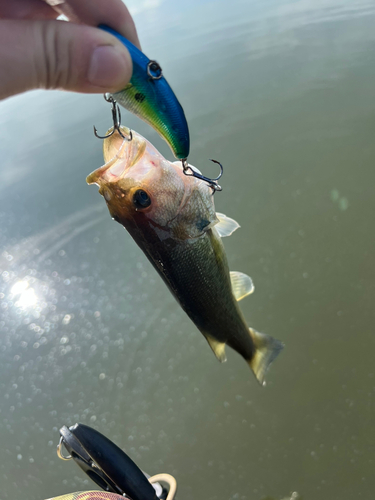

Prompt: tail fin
xmin=248 ymin=328 xmax=284 ymax=385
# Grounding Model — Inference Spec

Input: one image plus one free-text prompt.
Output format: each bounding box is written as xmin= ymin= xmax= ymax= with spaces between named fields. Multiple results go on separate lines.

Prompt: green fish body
xmin=87 ymin=128 xmax=283 ymax=384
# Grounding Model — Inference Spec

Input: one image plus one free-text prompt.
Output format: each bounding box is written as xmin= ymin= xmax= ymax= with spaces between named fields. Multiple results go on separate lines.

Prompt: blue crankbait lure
xmin=99 ymin=25 xmax=190 ymax=160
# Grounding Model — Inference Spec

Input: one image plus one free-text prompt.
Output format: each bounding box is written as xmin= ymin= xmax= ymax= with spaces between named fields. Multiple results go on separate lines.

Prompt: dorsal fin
xmin=215 ymin=212 xmax=240 ymax=237
xmin=230 ymin=271 xmax=254 ymax=301
xmin=204 ymin=334 xmax=227 ymax=362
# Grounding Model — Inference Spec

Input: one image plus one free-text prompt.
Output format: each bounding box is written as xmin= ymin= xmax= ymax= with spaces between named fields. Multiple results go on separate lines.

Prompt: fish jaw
xmin=87 ymin=128 xmax=168 ymax=224
xmin=87 ymin=128 xmax=217 ymax=241
xmin=87 ymin=126 xmax=147 ymax=185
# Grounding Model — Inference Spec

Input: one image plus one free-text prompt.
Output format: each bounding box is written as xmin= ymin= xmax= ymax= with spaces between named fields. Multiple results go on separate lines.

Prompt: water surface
xmin=1 ymin=1 xmax=375 ymax=499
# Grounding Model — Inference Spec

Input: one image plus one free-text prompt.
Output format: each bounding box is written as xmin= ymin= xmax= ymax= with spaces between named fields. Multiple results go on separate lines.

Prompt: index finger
xmin=45 ymin=0 xmax=141 ymax=48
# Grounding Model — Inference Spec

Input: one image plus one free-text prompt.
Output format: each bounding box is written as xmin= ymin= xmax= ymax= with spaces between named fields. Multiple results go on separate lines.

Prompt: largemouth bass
xmin=87 ymin=129 xmax=283 ymax=384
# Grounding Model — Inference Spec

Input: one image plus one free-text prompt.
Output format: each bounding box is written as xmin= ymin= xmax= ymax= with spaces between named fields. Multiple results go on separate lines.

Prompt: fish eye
xmin=133 ymin=189 xmax=151 ymax=209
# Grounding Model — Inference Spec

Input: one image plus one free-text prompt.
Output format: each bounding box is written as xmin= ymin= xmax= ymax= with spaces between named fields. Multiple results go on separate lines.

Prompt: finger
xmin=44 ymin=0 xmax=141 ymax=49
xmin=0 ymin=19 xmax=132 ymax=100
xmin=0 ymin=0 xmax=57 ymax=20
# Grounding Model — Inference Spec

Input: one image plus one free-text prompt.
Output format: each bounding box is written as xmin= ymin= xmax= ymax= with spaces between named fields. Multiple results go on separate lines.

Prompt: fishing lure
xmin=57 ymin=423 xmax=159 ymax=500
xmin=53 ymin=424 xmax=176 ymax=500
xmin=96 ymin=25 xmax=190 ymax=161
xmin=41 ymin=3 xmax=190 ymax=161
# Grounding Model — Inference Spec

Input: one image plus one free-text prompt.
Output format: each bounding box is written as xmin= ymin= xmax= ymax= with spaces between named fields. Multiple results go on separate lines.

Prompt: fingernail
xmin=88 ymin=45 xmax=131 ymax=90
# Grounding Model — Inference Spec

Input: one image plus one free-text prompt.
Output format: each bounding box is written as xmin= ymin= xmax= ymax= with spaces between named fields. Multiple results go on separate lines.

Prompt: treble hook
xmin=182 ymin=158 xmax=223 ymax=192
xmin=94 ymin=93 xmax=133 ymax=141
xmin=56 ymin=436 xmax=71 ymax=461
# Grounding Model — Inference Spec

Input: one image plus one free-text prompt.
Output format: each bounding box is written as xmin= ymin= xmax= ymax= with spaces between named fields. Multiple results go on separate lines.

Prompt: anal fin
xmin=205 ymin=334 xmax=227 ymax=363
xmin=230 ymin=271 xmax=254 ymax=301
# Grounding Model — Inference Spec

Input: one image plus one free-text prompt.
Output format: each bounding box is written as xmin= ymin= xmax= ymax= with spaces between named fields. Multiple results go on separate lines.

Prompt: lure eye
xmin=147 ymin=60 xmax=163 ymax=80
xmin=133 ymin=189 xmax=151 ymax=209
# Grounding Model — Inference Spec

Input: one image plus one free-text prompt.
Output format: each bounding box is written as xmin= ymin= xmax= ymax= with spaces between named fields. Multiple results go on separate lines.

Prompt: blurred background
xmin=1 ymin=0 xmax=375 ymax=499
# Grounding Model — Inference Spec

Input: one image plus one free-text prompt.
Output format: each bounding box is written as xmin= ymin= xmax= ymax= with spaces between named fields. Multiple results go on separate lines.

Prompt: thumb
xmin=0 ymin=19 xmax=132 ymax=100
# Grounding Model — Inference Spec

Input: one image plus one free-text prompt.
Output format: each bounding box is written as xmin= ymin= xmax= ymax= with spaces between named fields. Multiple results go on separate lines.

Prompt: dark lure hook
xmin=182 ymin=158 xmax=223 ymax=192
xmin=94 ymin=94 xmax=133 ymax=141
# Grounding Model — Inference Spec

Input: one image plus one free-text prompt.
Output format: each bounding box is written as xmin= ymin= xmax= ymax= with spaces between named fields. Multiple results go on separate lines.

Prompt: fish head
xmin=87 ymin=127 xmax=217 ymax=240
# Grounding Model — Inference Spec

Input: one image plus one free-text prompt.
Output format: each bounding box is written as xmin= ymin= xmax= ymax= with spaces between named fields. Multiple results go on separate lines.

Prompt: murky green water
xmin=1 ymin=1 xmax=375 ymax=499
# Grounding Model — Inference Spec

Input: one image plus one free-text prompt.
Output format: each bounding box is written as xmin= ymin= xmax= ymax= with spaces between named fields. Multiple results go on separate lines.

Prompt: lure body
xmin=100 ymin=25 xmax=190 ymax=160
xmin=62 ymin=423 xmax=158 ymax=500
xmin=87 ymin=128 xmax=283 ymax=384
xmin=54 ymin=424 xmax=169 ymax=500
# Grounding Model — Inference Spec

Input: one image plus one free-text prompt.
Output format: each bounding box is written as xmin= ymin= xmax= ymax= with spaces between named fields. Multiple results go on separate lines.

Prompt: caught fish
xmin=99 ymin=25 xmax=190 ymax=160
xmin=87 ymin=128 xmax=283 ymax=384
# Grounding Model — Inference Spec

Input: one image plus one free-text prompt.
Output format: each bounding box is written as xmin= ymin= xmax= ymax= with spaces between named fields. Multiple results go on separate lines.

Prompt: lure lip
xmin=58 ymin=423 xmax=159 ymax=500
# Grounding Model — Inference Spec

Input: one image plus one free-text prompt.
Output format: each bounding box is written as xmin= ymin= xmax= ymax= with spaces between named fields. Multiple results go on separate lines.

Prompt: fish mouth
xmin=87 ymin=127 xmax=146 ymax=185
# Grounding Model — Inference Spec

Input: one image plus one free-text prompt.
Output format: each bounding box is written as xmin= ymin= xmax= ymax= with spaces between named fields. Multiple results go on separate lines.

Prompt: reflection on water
xmin=10 ymin=281 xmax=38 ymax=309
xmin=1 ymin=0 xmax=375 ymax=499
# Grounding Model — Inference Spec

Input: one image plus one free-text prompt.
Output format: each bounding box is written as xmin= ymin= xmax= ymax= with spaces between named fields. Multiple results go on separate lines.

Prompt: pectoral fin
xmin=215 ymin=212 xmax=240 ymax=237
xmin=205 ymin=334 xmax=227 ymax=363
xmin=230 ymin=271 xmax=254 ymax=301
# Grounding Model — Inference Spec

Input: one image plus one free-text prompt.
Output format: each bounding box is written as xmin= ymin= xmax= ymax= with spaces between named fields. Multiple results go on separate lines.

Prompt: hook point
xmin=181 ymin=158 xmax=223 ymax=193
xmin=93 ymin=94 xmax=132 ymax=141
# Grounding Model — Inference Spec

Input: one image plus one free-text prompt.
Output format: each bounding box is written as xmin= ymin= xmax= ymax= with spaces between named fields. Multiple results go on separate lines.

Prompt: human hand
xmin=0 ymin=0 xmax=141 ymax=100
